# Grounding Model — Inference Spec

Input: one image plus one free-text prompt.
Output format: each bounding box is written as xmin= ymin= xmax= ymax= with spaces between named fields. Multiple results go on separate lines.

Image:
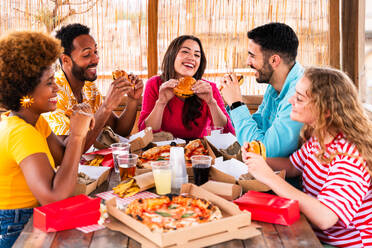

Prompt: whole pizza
xmin=125 ymin=195 xmax=222 ymax=232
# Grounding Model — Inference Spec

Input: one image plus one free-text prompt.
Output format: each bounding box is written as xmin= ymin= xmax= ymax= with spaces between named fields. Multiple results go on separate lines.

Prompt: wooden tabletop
xmin=14 ymin=170 xmax=323 ymax=248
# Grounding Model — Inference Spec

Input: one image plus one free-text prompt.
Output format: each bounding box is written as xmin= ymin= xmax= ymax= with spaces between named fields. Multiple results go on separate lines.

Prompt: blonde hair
xmin=301 ymin=66 xmax=372 ymax=175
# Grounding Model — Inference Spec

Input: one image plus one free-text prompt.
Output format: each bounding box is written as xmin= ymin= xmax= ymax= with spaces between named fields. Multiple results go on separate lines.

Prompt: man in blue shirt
xmin=221 ymin=23 xmax=303 ymax=158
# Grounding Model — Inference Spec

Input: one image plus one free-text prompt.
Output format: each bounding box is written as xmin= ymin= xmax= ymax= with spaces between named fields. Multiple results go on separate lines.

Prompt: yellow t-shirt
xmin=42 ymin=70 xmax=103 ymax=135
xmin=0 ymin=114 xmax=55 ymax=209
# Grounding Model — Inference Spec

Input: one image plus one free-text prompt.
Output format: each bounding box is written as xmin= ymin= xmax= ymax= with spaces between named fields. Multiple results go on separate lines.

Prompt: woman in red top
xmin=138 ymin=35 xmax=234 ymax=139
xmin=242 ymin=67 xmax=372 ymax=247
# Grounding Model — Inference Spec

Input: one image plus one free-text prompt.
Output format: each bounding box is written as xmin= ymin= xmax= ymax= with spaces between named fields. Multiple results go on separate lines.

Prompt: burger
xmin=112 ymin=69 xmax=136 ymax=88
xmin=246 ymin=140 xmax=266 ymax=160
xmin=173 ymin=76 xmax=196 ymax=98
xmin=112 ymin=69 xmax=128 ymax=80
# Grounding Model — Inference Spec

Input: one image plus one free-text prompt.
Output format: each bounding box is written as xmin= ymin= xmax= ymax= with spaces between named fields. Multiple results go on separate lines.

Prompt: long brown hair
xmin=160 ymin=35 xmax=207 ymax=129
xmin=301 ymin=67 xmax=372 ymax=175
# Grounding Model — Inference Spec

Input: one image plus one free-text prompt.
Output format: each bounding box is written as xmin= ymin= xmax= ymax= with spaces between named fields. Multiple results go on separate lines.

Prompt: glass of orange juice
xmin=151 ymin=161 xmax=172 ymax=195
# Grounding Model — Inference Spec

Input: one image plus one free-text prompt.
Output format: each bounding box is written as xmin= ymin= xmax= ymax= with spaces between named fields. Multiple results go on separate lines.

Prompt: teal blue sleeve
xmin=229 ymin=100 xmax=303 ymax=158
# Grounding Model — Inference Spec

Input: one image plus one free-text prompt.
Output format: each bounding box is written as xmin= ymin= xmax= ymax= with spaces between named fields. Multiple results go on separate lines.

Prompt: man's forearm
xmin=114 ymin=99 xmax=138 ymax=137
xmin=83 ymin=104 xmax=112 ymax=151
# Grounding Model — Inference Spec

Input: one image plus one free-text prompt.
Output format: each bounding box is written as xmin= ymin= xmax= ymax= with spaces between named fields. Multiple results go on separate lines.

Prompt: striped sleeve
xmin=289 ymin=141 xmax=310 ymax=172
xmin=318 ymin=156 xmax=370 ymax=228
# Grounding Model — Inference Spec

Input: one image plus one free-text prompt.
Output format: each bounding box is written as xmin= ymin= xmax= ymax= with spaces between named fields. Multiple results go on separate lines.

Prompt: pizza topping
xmin=124 ymin=195 xmax=222 ymax=232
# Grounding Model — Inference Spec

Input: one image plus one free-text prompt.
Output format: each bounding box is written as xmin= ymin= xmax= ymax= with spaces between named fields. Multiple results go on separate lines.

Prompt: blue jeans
xmin=0 ymin=208 xmax=33 ymax=248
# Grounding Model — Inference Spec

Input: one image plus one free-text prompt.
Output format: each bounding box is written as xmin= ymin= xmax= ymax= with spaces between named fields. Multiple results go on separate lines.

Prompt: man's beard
xmin=252 ymin=61 xmax=273 ymax=84
xmin=71 ymin=58 xmax=97 ymax=82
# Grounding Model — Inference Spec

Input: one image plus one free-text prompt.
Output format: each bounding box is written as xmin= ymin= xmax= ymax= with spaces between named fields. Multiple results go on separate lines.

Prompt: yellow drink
xmin=153 ymin=169 xmax=172 ymax=195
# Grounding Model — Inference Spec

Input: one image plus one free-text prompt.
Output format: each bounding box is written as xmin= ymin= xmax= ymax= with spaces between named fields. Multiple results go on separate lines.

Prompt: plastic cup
xmin=191 ymin=155 xmax=212 ymax=186
xmin=151 ymin=161 xmax=172 ymax=195
xmin=111 ymin=143 xmax=130 ymax=173
xmin=117 ymin=153 xmax=138 ymax=181
xmin=206 ymin=126 xmax=223 ymax=136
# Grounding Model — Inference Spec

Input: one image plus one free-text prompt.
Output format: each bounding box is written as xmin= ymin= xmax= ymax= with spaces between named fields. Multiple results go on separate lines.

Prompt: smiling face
xmin=247 ymin=40 xmax=274 ymax=84
xmin=69 ymin=34 xmax=99 ymax=82
xmin=174 ymin=39 xmax=201 ymax=78
xmin=29 ymin=66 xmax=59 ymax=114
xmin=289 ymin=76 xmax=317 ymax=126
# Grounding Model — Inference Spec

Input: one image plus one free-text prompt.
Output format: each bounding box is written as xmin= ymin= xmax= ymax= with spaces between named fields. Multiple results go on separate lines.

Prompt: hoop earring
xmin=20 ymin=95 xmax=34 ymax=108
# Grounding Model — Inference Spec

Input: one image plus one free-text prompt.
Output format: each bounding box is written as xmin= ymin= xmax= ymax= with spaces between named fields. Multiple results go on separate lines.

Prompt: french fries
xmin=87 ymin=155 xmax=104 ymax=166
xmin=112 ymin=178 xmax=141 ymax=198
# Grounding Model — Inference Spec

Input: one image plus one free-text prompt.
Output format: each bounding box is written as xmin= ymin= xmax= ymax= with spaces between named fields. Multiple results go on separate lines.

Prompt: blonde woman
xmin=242 ymin=67 xmax=372 ymax=247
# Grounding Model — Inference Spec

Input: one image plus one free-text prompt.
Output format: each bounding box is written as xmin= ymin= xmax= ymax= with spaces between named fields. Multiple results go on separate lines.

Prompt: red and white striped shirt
xmin=290 ymin=133 xmax=372 ymax=248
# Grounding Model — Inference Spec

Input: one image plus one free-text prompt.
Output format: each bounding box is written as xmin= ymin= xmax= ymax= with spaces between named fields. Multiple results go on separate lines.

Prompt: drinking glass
xmin=206 ymin=126 xmax=223 ymax=136
xmin=111 ymin=143 xmax=130 ymax=173
xmin=117 ymin=153 xmax=138 ymax=181
xmin=191 ymin=155 xmax=212 ymax=186
xmin=151 ymin=161 xmax=172 ymax=195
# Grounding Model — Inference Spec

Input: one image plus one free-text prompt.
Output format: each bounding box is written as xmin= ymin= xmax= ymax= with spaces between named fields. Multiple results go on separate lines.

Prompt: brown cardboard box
xmin=105 ymin=183 xmax=260 ymax=247
xmin=201 ymin=180 xmax=242 ymax=201
xmin=72 ymin=166 xmax=111 ymax=196
xmin=210 ymin=166 xmax=286 ymax=192
xmin=132 ymin=172 xmax=155 ymax=191
xmin=129 ymin=127 xmax=153 ymax=152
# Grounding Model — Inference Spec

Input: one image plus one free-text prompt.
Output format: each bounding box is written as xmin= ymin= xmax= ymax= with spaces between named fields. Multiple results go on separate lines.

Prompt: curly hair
xmin=0 ymin=31 xmax=62 ymax=111
xmin=248 ymin=22 xmax=298 ymax=65
xmin=160 ymin=35 xmax=207 ymax=129
xmin=300 ymin=67 xmax=372 ymax=175
xmin=55 ymin=23 xmax=90 ymax=57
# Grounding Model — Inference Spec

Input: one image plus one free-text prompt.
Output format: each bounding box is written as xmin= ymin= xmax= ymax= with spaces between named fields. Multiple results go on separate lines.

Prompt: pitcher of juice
xmin=151 ymin=161 xmax=172 ymax=195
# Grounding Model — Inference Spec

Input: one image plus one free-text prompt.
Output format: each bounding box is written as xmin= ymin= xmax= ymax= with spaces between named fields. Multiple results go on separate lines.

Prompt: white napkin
xmin=212 ymin=158 xmax=248 ymax=180
xmin=78 ymin=165 xmax=110 ymax=180
xmin=206 ymin=133 xmax=237 ymax=150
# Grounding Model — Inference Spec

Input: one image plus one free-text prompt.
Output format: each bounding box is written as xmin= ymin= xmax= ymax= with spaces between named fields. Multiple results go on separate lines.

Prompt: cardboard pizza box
xmin=210 ymin=158 xmax=286 ymax=192
xmin=105 ymin=183 xmax=260 ymax=248
xmin=71 ymin=165 xmax=111 ymax=196
xmin=201 ymin=180 xmax=242 ymax=201
xmin=129 ymin=127 xmax=153 ymax=152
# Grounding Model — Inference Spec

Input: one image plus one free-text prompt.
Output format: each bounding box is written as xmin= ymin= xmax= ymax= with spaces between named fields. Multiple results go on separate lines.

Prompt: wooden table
xmin=14 ymin=170 xmax=322 ymax=248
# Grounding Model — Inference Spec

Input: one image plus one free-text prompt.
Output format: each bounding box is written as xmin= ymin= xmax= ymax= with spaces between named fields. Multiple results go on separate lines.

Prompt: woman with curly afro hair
xmin=0 ymin=31 xmax=94 ymax=247
xmin=242 ymin=67 xmax=372 ymax=248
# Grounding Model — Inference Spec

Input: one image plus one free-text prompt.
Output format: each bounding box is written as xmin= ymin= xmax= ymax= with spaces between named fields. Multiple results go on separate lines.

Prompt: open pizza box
xmin=71 ymin=165 xmax=111 ymax=196
xmin=129 ymin=127 xmax=154 ymax=153
xmin=210 ymin=158 xmax=286 ymax=192
xmin=105 ymin=183 xmax=260 ymax=248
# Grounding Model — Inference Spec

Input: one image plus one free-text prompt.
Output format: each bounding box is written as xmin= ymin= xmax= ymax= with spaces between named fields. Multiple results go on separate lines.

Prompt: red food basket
xmin=34 ymin=194 xmax=101 ymax=232
xmin=234 ymin=191 xmax=300 ymax=226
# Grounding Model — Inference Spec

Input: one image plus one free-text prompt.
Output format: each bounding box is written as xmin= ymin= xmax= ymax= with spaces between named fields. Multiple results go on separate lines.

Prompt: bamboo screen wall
xmin=0 ymin=0 xmax=329 ymax=96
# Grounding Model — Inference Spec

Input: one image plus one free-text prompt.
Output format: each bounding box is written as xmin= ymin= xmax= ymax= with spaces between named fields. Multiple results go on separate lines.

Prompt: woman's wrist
xmin=206 ymin=99 xmax=217 ymax=106
xmin=156 ymin=99 xmax=168 ymax=106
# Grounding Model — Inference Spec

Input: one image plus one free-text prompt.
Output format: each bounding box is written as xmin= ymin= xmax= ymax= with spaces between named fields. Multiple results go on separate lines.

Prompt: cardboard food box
xmin=234 ymin=191 xmax=300 ymax=226
xmin=210 ymin=158 xmax=286 ymax=192
xmin=81 ymin=148 xmax=114 ymax=167
xmin=201 ymin=180 xmax=242 ymax=201
xmin=132 ymin=172 xmax=155 ymax=192
xmin=106 ymin=183 xmax=260 ymax=248
xmin=34 ymin=194 xmax=101 ymax=232
xmin=136 ymin=138 xmax=216 ymax=176
xmin=205 ymin=133 xmax=241 ymax=161
xmin=129 ymin=127 xmax=153 ymax=152
xmin=72 ymin=165 xmax=111 ymax=196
